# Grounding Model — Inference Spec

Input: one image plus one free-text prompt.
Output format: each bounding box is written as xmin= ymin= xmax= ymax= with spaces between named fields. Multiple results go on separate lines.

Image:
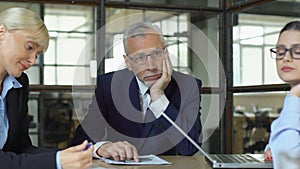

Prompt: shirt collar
xmin=136 ymin=77 xmax=149 ymax=95
xmin=2 ymin=75 xmax=23 ymax=98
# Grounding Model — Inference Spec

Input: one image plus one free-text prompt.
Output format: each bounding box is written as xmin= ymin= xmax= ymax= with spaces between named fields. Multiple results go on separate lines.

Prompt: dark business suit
xmin=72 ymin=69 xmax=202 ymax=155
xmin=0 ymin=73 xmax=57 ymax=169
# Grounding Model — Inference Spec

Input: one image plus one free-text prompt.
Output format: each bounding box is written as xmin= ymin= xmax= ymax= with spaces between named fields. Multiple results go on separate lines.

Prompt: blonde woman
xmin=0 ymin=7 xmax=93 ymax=169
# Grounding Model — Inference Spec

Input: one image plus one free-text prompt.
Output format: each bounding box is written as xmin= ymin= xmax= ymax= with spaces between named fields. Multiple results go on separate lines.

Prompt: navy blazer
xmin=0 ymin=73 xmax=57 ymax=169
xmin=72 ymin=69 xmax=202 ymax=155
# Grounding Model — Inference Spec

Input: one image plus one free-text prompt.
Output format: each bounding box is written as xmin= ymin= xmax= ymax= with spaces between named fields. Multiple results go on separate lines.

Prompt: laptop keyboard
xmin=215 ymin=154 xmax=261 ymax=163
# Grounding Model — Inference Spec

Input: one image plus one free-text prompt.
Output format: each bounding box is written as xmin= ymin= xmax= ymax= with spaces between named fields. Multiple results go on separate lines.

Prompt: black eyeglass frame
xmin=270 ymin=46 xmax=300 ymax=60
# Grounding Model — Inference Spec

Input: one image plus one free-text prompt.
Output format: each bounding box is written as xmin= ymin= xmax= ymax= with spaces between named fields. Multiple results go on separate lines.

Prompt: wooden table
xmin=91 ymin=155 xmax=212 ymax=169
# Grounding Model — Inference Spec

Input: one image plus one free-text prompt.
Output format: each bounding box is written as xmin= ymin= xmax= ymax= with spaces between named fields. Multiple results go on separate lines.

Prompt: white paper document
xmin=99 ymin=154 xmax=171 ymax=165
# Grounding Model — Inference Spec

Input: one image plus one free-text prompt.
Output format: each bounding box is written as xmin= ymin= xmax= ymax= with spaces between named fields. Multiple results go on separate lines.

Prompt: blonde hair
xmin=0 ymin=7 xmax=49 ymax=52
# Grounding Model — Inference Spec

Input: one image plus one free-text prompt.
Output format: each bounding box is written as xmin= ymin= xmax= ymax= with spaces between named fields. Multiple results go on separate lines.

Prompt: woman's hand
xmin=60 ymin=140 xmax=94 ymax=169
xmin=264 ymin=148 xmax=273 ymax=161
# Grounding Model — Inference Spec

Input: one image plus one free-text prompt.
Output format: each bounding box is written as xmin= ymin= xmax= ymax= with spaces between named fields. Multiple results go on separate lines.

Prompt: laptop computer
xmin=205 ymin=153 xmax=273 ymax=168
xmin=193 ymin=142 xmax=273 ymax=168
xmin=160 ymin=112 xmax=273 ymax=168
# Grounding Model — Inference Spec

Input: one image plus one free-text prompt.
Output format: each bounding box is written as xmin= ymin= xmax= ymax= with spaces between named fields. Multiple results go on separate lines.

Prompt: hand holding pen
xmin=60 ymin=140 xmax=94 ymax=169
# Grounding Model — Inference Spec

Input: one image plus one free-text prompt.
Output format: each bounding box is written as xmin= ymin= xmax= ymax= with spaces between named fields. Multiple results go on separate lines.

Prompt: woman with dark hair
xmin=264 ymin=20 xmax=300 ymax=168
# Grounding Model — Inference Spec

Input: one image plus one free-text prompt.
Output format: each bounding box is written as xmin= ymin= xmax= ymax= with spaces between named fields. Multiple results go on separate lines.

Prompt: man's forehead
xmin=131 ymin=47 xmax=160 ymax=54
xmin=127 ymin=34 xmax=163 ymax=51
xmin=128 ymin=32 xmax=160 ymax=41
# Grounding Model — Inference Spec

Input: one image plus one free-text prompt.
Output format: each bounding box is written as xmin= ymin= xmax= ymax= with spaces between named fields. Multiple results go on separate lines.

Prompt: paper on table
xmin=99 ymin=154 xmax=171 ymax=165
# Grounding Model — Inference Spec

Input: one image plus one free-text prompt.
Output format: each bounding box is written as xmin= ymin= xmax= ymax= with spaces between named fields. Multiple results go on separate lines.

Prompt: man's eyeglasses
xmin=270 ymin=46 xmax=300 ymax=60
xmin=127 ymin=48 xmax=167 ymax=65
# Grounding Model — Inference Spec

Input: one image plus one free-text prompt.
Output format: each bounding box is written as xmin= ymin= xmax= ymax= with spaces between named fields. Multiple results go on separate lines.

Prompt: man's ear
xmin=0 ymin=24 xmax=7 ymax=40
xmin=124 ymin=54 xmax=132 ymax=71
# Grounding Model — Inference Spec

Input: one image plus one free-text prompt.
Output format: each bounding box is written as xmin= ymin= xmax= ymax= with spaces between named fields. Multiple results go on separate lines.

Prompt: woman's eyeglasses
xmin=270 ymin=46 xmax=300 ymax=60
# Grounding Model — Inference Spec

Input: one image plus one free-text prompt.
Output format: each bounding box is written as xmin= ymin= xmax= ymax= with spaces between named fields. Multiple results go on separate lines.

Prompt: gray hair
xmin=123 ymin=22 xmax=165 ymax=55
xmin=0 ymin=7 xmax=49 ymax=52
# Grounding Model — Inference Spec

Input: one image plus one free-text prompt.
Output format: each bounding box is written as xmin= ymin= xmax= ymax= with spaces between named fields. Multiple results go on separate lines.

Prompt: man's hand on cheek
xmin=150 ymin=55 xmax=172 ymax=101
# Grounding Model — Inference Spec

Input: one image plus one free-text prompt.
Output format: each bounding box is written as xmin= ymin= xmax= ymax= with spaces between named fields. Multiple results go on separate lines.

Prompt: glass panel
xmin=38 ymin=92 xmax=81 ymax=148
xmin=200 ymin=94 xmax=221 ymax=153
xmin=56 ymin=67 xmax=77 ymax=85
xmin=44 ymin=66 xmax=56 ymax=85
xmin=57 ymin=37 xmax=87 ymax=65
xmin=233 ymin=44 xmax=241 ymax=85
xmin=28 ymin=93 xmax=39 ymax=146
xmin=44 ymin=67 xmax=91 ymax=85
xmin=44 ymin=39 xmax=56 ymax=64
xmin=71 ymin=67 xmax=92 ymax=85
xmin=0 ymin=2 xmax=40 ymax=14
xmin=264 ymin=46 xmax=283 ymax=84
xmin=241 ymin=47 xmax=262 ymax=85
xmin=239 ymin=26 xmax=263 ymax=45
xmin=265 ymin=27 xmax=280 ymax=45
xmin=105 ymin=8 xmax=221 ymax=88
xmin=233 ymin=92 xmax=286 ymax=153
xmin=28 ymin=90 xmax=94 ymax=148
xmin=233 ymin=12 xmax=299 ymax=86
xmin=230 ymin=0 xmax=261 ymax=6
xmin=232 ymin=1 xmax=300 ymax=153
xmin=171 ymin=0 xmax=219 ymax=8
xmin=127 ymin=0 xmax=219 ymax=8
xmin=131 ymin=0 xmax=167 ymax=3
xmin=44 ymin=4 xmax=96 ymax=85
xmin=25 ymin=66 xmax=40 ymax=85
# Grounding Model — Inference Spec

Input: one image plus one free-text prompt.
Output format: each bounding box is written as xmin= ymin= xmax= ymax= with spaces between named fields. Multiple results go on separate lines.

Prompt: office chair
xmin=243 ymin=111 xmax=270 ymax=153
xmin=44 ymin=99 xmax=74 ymax=148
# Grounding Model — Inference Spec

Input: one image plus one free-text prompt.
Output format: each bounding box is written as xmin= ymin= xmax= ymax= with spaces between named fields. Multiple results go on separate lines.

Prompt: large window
xmin=104 ymin=8 xmax=221 ymax=87
xmin=105 ymin=10 xmax=191 ymax=74
xmin=105 ymin=0 xmax=220 ymax=8
xmin=232 ymin=14 xmax=298 ymax=86
xmin=3 ymin=0 xmax=298 ymax=153
xmin=17 ymin=4 xmax=97 ymax=85
xmin=231 ymin=0 xmax=300 ymax=154
xmin=0 ymin=0 xmax=224 ymax=151
xmin=43 ymin=4 xmax=96 ymax=85
xmin=103 ymin=8 xmax=223 ymax=152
